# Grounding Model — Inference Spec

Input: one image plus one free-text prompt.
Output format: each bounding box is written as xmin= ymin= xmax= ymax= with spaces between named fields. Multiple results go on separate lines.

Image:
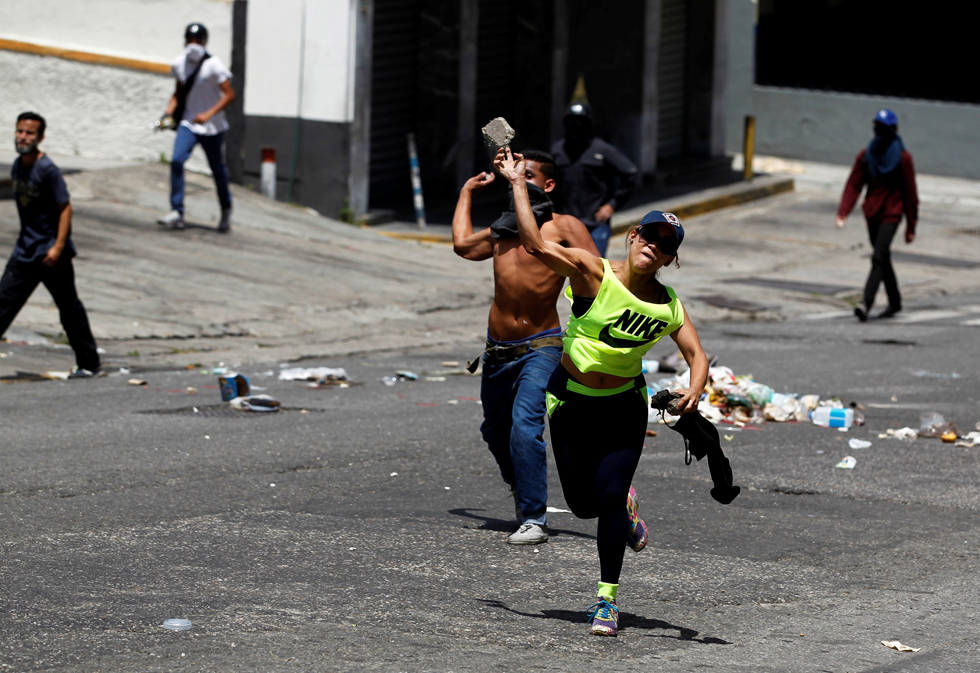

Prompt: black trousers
xmin=864 ymin=220 xmax=901 ymax=312
xmin=546 ymin=366 xmax=648 ymax=586
xmin=0 ymin=256 xmax=100 ymax=371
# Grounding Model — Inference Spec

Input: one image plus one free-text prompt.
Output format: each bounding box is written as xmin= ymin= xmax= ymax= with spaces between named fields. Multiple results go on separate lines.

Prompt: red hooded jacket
xmin=837 ymin=149 xmax=918 ymax=233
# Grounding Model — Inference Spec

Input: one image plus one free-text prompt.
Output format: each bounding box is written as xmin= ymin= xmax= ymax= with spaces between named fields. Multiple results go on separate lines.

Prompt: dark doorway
xmin=369 ymin=0 xmax=421 ymax=209
xmin=368 ymin=0 xmax=554 ymax=219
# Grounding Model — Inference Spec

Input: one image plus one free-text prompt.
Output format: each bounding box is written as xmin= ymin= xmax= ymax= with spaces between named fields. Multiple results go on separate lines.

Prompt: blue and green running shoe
xmin=586 ymin=596 xmax=619 ymax=636
xmin=626 ymin=486 xmax=649 ymax=552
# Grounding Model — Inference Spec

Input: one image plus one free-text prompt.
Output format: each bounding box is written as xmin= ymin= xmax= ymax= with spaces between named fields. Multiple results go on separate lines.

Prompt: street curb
xmin=610 ymin=176 xmax=795 ymax=235
xmin=375 ymin=230 xmax=456 ymax=244
xmin=372 ymin=176 xmax=795 ymax=244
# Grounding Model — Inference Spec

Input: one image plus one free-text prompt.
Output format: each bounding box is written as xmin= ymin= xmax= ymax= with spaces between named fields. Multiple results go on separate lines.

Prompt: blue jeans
xmin=170 ymin=125 xmax=232 ymax=213
xmin=480 ymin=336 xmax=562 ymax=527
xmin=589 ymin=222 xmax=611 ymax=257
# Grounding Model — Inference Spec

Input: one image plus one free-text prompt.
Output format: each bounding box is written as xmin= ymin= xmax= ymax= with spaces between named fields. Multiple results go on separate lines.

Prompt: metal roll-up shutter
xmin=657 ymin=0 xmax=687 ymax=158
xmin=476 ymin=0 xmax=513 ymax=126
xmin=370 ymin=0 xmax=420 ymax=208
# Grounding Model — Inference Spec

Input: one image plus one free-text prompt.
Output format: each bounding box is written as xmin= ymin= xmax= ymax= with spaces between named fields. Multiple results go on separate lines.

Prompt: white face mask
xmin=185 ymin=43 xmax=206 ymax=59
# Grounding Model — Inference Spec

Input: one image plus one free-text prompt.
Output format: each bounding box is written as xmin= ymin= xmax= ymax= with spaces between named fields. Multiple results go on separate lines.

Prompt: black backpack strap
xmin=173 ymin=52 xmax=212 ymax=126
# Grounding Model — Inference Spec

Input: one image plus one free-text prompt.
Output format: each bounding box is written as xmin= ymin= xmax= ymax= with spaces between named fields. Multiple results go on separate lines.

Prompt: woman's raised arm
xmin=494 ymin=148 xmax=602 ymax=290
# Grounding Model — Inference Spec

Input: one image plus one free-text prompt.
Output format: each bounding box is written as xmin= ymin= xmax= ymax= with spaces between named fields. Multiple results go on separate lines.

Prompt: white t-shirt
xmin=171 ymin=47 xmax=233 ymax=136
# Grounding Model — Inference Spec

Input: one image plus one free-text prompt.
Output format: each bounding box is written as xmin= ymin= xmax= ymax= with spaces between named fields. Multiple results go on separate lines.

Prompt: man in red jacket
xmin=836 ymin=109 xmax=918 ymax=321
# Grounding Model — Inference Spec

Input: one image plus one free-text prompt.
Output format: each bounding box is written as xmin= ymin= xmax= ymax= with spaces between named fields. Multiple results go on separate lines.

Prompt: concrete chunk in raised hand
xmin=482 ymin=117 xmax=516 ymax=151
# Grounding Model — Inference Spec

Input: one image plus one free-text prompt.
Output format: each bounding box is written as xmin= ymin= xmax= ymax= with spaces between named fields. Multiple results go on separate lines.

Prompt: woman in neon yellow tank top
xmin=496 ymin=148 xmax=710 ymax=637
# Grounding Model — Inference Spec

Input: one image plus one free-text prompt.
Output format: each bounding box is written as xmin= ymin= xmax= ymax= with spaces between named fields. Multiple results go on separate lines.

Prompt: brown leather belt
xmin=466 ymin=335 xmax=564 ymax=373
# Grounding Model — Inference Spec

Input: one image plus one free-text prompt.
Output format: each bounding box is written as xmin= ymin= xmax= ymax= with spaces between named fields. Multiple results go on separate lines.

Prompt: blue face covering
xmin=866 ymin=132 xmax=904 ymax=177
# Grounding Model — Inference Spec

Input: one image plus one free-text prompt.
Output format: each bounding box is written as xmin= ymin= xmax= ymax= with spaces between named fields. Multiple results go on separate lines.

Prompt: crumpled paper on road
xmin=955 ymin=431 xmax=980 ymax=448
xmin=879 ymin=427 xmax=918 ymax=441
xmin=881 ymin=640 xmax=920 ymax=653
xmin=278 ymin=367 xmax=349 ymax=382
xmin=230 ymin=394 xmax=280 ymax=412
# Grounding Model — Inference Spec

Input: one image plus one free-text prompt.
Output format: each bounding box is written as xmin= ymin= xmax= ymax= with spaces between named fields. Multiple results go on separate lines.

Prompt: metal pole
xmin=348 ymin=0 xmax=374 ymax=218
xmin=742 ymin=115 xmax=755 ymax=181
xmin=287 ymin=0 xmax=307 ymax=203
xmin=456 ymin=0 xmax=478 ymax=189
xmin=407 ymin=133 xmax=426 ymax=229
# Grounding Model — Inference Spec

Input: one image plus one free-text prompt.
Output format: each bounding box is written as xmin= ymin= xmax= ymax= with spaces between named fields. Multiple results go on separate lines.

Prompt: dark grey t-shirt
xmin=11 ymin=154 xmax=74 ymax=263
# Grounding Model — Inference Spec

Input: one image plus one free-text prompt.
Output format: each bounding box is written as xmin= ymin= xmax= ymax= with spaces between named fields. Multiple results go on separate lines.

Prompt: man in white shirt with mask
xmin=157 ymin=23 xmax=236 ymax=232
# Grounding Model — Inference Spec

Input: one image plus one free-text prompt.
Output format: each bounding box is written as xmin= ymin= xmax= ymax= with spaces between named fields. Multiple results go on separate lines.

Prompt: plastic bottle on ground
xmin=811 ymin=407 xmax=854 ymax=428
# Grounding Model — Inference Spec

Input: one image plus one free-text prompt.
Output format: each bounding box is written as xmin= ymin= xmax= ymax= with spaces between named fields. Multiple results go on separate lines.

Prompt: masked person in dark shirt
xmin=0 ymin=112 xmax=101 ymax=377
xmin=551 ymin=103 xmax=640 ymax=256
xmin=836 ymin=109 xmax=919 ymax=321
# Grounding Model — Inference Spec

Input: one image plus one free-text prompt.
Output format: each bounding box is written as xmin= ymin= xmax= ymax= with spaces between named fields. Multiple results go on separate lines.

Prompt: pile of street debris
xmin=648 ymin=363 xmax=849 ymax=427
xmin=647 ymin=358 xmax=979 ymax=445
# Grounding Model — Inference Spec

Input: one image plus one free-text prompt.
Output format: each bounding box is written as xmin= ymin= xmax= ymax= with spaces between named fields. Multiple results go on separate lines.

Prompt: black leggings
xmin=546 ymin=366 xmax=648 ymax=585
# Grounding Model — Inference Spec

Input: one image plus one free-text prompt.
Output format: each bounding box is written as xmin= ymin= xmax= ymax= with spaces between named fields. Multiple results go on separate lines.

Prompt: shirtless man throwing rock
xmin=453 ymin=149 xmax=598 ymax=544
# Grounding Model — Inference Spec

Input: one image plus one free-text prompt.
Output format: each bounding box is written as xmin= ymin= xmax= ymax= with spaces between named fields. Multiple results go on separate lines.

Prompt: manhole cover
xmin=139 ymin=405 xmax=322 ymax=417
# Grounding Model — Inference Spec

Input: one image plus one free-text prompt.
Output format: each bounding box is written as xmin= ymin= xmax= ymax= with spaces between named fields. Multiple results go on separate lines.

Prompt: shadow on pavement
xmin=477 ymin=598 xmax=732 ymax=643
xmin=180 ymin=221 xmax=225 ymax=233
xmin=449 ymin=507 xmax=596 ymax=540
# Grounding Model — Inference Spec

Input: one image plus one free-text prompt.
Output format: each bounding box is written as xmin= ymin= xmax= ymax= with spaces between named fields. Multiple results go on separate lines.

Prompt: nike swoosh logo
xmin=598 ymin=324 xmax=655 ymax=349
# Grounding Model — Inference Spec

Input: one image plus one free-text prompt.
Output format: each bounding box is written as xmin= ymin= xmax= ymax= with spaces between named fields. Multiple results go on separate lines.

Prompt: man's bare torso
xmin=488 ymin=216 xmax=574 ymax=341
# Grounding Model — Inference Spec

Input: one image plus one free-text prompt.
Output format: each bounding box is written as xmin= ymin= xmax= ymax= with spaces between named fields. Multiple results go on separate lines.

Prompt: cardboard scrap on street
xmin=881 ymin=640 xmax=920 ymax=653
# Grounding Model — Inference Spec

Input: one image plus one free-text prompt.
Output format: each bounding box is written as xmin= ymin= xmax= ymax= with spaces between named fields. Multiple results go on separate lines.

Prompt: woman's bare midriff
xmin=560 ymin=353 xmax=634 ymax=389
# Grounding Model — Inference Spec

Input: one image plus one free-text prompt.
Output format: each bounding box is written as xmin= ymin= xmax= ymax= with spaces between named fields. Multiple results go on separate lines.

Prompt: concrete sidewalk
xmin=2 ymin=156 xmax=979 ymax=378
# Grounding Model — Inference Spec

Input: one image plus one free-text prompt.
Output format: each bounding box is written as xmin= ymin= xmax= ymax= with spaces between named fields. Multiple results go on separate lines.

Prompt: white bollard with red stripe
xmin=260 ymin=147 xmax=277 ymax=200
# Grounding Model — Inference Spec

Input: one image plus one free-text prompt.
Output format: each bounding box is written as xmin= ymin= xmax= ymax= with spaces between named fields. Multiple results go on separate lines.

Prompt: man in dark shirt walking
xmin=836 ymin=109 xmax=919 ymax=321
xmin=551 ymin=103 xmax=640 ymax=256
xmin=0 ymin=112 xmax=101 ymax=376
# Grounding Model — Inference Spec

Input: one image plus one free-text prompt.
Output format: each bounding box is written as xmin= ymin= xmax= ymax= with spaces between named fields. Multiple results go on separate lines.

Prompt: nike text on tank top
xmin=563 ymin=258 xmax=685 ymax=378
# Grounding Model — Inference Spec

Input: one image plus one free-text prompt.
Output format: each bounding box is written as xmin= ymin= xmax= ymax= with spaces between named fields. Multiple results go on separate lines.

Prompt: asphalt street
xmin=1 ymin=158 xmax=980 ymax=671
xmin=2 ymin=302 xmax=979 ymax=671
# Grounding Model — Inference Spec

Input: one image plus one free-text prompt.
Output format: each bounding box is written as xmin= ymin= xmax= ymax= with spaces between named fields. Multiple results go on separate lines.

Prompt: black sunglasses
xmin=637 ymin=225 xmax=678 ymax=256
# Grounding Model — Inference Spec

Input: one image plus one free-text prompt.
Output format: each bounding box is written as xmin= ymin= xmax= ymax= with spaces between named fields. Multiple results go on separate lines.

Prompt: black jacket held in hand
xmin=650 ymin=390 xmax=740 ymax=504
xmin=670 ymin=413 xmax=741 ymax=505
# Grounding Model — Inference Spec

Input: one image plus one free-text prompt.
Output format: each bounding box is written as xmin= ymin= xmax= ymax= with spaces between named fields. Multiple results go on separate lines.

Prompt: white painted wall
xmin=0 ymin=0 xmax=233 ymax=169
xmin=244 ymin=0 xmax=354 ymax=123
xmin=0 ymin=51 xmax=211 ymax=173
xmin=0 ymin=0 xmax=233 ymax=64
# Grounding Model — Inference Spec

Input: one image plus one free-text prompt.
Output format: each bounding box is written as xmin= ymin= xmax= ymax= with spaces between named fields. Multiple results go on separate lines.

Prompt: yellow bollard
xmin=743 ymin=115 xmax=756 ymax=181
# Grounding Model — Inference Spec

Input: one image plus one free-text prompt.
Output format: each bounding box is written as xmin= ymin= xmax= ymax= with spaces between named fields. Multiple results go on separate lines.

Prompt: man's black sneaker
xmin=877 ymin=306 xmax=901 ymax=319
xmin=854 ymin=307 xmax=868 ymax=322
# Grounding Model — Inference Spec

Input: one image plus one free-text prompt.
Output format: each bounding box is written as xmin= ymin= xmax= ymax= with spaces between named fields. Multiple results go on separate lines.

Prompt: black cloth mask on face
xmin=489 ymin=183 xmax=554 ymax=239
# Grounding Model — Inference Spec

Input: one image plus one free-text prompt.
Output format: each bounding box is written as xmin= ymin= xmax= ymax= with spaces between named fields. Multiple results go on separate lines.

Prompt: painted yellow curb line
xmin=0 ymin=38 xmax=170 ymax=75
xmin=376 ymin=231 xmax=453 ymax=244
xmin=610 ymin=177 xmax=795 ymax=235
xmin=374 ymin=177 xmax=795 ymax=243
